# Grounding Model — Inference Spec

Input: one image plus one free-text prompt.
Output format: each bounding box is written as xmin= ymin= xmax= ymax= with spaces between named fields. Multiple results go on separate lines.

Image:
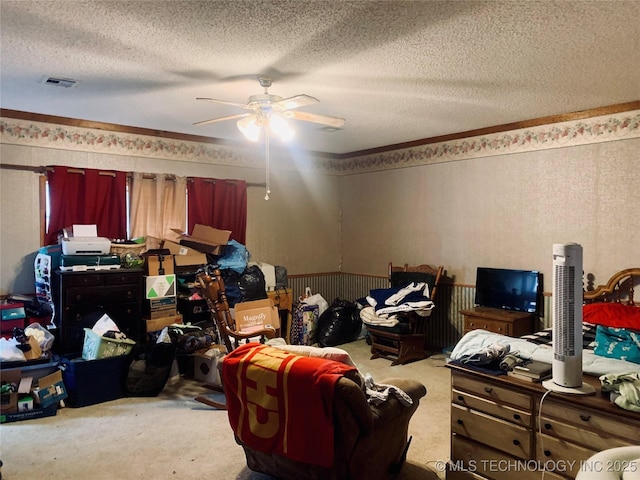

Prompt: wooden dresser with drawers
xmin=447 ymin=363 xmax=640 ymax=480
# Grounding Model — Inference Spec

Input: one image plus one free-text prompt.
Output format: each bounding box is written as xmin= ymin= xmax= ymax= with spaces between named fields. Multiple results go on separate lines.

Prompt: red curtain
xmin=187 ymin=178 xmax=247 ymax=244
xmin=45 ymin=166 xmax=128 ymax=246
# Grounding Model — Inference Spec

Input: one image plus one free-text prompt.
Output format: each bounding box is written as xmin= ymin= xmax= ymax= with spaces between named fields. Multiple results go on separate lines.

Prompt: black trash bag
xmin=126 ymin=341 xmax=176 ymax=397
xmin=221 ymin=268 xmax=243 ymax=307
xmin=316 ymin=298 xmax=362 ymax=347
xmin=238 ymin=265 xmax=268 ymax=302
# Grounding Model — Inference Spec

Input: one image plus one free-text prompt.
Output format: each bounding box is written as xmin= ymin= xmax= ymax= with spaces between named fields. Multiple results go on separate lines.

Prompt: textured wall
xmin=2 ymin=112 xmax=639 ymax=297
xmin=340 ymin=138 xmax=640 ymax=289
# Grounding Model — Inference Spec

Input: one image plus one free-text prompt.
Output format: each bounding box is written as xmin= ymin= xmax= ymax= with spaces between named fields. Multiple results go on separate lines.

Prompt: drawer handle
xmin=457 ymin=395 xmax=464 ymax=402
xmin=579 ymin=414 xmax=591 ymax=422
xmin=544 ymin=450 xmax=551 ymax=457
xmin=512 ymin=439 xmax=520 ymax=446
xmin=484 ymin=387 xmax=492 ymax=394
xmin=544 ymin=423 xmax=552 ymax=430
xmin=513 ymin=414 xmax=521 ymax=421
xmin=457 ymin=419 xmax=464 ymax=425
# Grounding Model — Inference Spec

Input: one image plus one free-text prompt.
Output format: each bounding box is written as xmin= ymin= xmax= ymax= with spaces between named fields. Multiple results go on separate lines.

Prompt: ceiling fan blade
xmin=196 ymin=97 xmax=253 ymax=110
xmin=284 ymin=110 xmax=345 ymax=129
xmin=193 ymin=113 xmax=250 ymax=126
xmin=273 ymin=94 xmax=319 ymax=111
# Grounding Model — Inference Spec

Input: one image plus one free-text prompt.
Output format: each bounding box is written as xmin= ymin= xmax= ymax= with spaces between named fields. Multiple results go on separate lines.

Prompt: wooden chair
xmin=366 ymin=262 xmax=444 ymax=366
xmin=193 ymin=268 xmax=277 ymax=408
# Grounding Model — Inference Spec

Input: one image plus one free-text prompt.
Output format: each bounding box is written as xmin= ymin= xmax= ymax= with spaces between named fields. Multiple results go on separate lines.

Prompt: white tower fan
xmin=542 ymin=243 xmax=595 ymax=395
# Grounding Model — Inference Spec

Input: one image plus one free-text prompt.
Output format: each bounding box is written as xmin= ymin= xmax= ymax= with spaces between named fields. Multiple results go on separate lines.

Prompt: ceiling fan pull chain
xmin=264 ymin=131 xmax=271 ymax=200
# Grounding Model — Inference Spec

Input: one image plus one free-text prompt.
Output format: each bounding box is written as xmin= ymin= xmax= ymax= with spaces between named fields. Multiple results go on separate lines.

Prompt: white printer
xmin=61 ymin=236 xmax=111 ymax=255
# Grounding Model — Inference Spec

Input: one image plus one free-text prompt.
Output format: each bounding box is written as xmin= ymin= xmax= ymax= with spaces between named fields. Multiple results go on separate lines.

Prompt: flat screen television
xmin=474 ymin=267 xmax=543 ymax=315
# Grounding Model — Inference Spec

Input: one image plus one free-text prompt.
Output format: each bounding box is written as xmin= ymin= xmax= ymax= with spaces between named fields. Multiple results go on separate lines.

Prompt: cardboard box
xmin=145 ymin=275 xmax=177 ymax=299
xmin=22 ymin=335 xmax=43 ymax=361
xmin=144 ymin=250 xmax=174 ymax=276
xmin=0 ymin=372 xmax=32 ymax=414
xmin=33 ymin=370 xmax=68 ymax=408
xmin=0 ymin=403 xmax=57 ymax=423
xmin=193 ymin=346 xmax=225 ymax=386
xmin=17 ymin=395 xmax=34 ymax=412
xmin=1 ymin=302 xmax=26 ymax=320
xmin=171 ymin=224 xmax=231 ymax=256
xmin=147 ymin=297 xmax=178 ymax=319
xmin=162 ymin=240 xmax=207 ymax=272
xmin=146 ymin=314 xmax=183 ymax=333
xmin=235 ymin=298 xmax=280 ymax=333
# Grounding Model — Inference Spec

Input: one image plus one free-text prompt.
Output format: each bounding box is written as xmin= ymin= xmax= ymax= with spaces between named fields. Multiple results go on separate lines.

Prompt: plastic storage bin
xmin=82 ymin=328 xmax=136 ymax=360
xmin=60 ymin=354 xmax=131 ymax=407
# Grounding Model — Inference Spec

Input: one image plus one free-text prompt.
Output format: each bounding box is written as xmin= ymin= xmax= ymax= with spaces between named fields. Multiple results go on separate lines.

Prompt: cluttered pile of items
xmin=1 ymin=223 xmax=288 ymax=423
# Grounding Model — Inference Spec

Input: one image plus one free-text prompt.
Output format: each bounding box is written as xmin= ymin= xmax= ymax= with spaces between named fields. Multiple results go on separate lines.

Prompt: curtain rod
xmin=0 ymin=163 xmax=266 ymax=187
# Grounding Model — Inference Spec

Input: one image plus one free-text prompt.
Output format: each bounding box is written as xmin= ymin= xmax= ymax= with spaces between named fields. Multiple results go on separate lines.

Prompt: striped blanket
xmin=223 ymin=343 xmax=357 ymax=467
xmin=520 ymin=322 xmax=598 ymax=350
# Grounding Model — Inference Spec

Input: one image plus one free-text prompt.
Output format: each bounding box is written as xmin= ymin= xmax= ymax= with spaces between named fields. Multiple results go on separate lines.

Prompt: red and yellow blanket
xmin=223 ymin=343 xmax=357 ymax=467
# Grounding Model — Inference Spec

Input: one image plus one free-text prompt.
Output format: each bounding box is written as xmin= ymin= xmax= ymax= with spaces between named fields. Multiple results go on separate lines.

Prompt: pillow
xmin=583 ymin=303 xmax=640 ymax=330
xmin=267 ymin=343 xmax=358 ymax=368
xmin=594 ymin=325 xmax=640 ymax=364
xmin=268 ymin=343 xmax=364 ymax=388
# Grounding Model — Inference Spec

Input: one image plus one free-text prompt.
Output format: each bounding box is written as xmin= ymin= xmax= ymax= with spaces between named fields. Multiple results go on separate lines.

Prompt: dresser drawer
xmin=543 ymin=399 xmax=640 ymax=444
xmin=452 ymin=435 xmax=566 ymax=480
xmin=540 ymin=415 xmax=634 ymax=451
xmin=536 ymin=433 xmax=597 ymax=478
xmin=452 ymin=404 xmax=531 ymax=459
xmin=104 ymin=272 xmax=143 ymax=286
xmin=64 ymin=273 xmax=103 ymax=287
xmin=453 ymin=388 xmax=531 ymax=428
xmin=452 ymin=373 xmax=532 ymax=411
xmin=464 ymin=318 xmax=511 ymax=335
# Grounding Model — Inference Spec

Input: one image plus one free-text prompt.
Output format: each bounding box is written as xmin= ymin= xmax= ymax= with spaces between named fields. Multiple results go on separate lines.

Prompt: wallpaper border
xmin=335 ymin=110 xmax=640 ymax=174
xmin=2 ymin=109 xmax=639 ymax=175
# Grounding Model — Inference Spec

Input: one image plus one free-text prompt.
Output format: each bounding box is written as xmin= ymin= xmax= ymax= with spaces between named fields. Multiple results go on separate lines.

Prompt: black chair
xmin=366 ymin=262 xmax=443 ymax=365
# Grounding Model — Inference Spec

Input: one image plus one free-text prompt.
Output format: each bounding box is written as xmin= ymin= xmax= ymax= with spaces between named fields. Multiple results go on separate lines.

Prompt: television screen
xmin=475 ymin=267 xmax=543 ymax=315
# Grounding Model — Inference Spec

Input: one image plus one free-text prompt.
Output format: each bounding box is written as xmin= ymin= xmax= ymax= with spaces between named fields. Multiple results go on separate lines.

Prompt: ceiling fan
xmin=193 ymin=76 xmax=346 ymax=138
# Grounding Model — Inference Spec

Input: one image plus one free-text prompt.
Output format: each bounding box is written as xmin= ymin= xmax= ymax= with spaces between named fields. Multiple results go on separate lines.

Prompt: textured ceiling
xmin=1 ymin=0 xmax=639 ymax=154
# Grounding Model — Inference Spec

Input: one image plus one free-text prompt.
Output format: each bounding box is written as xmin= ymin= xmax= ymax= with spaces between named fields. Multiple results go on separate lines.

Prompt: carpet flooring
xmin=0 ymin=339 xmax=451 ymax=480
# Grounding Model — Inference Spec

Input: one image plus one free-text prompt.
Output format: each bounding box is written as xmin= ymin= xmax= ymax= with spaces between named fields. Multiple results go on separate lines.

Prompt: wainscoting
xmin=287 ymin=272 xmax=551 ymax=351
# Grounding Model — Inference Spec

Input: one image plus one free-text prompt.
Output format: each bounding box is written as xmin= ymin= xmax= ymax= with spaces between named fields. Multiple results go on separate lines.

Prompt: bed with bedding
xmin=450 ymin=267 xmax=640 ymax=377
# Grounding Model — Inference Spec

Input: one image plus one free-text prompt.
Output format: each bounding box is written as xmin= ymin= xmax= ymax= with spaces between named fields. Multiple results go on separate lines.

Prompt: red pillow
xmin=583 ymin=303 xmax=640 ymax=329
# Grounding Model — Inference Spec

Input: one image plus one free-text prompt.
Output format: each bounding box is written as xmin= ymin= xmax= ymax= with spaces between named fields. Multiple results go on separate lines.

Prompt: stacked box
xmin=146 ymin=296 xmax=178 ymax=319
xmin=1 ymin=302 xmax=26 ymax=339
xmin=0 ymin=364 xmax=66 ymax=423
xmin=146 ymin=314 xmax=183 ymax=334
xmin=144 ymin=274 xmax=178 ymax=323
xmin=143 ymin=249 xmax=174 ymax=276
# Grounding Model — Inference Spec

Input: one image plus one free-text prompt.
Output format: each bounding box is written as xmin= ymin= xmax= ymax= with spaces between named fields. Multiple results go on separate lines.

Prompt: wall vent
xmin=41 ymin=76 xmax=78 ymax=88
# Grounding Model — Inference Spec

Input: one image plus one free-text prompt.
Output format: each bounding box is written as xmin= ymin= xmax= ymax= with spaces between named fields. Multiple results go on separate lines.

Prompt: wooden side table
xmin=460 ymin=306 xmax=534 ymax=337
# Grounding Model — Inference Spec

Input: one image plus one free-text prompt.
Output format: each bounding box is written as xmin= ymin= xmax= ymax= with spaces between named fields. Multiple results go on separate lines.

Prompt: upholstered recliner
xmin=222 ymin=343 xmax=427 ymax=480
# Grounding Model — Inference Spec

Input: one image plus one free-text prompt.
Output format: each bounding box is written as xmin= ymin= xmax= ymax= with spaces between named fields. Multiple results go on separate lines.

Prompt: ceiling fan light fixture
xmin=237 ymin=115 xmax=261 ymax=142
xmin=268 ymin=114 xmax=294 ymax=142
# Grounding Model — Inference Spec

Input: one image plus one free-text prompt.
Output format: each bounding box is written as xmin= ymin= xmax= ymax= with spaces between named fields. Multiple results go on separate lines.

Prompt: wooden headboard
xmin=583 ymin=268 xmax=640 ymax=305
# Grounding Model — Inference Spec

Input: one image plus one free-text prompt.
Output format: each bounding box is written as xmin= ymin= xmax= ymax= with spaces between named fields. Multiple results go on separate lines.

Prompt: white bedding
xmin=450 ymin=329 xmax=640 ymax=377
